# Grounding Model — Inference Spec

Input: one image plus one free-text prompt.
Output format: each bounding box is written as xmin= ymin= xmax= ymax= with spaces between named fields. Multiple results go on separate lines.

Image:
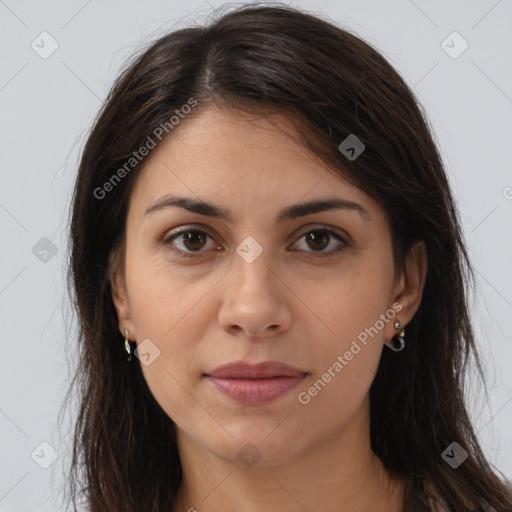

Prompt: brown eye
xmin=291 ymin=228 xmax=348 ymax=258
xmin=163 ymin=225 xmax=349 ymax=260
xmin=163 ymin=229 xmax=218 ymax=259
xmin=181 ymin=231 xmax=208 ymax=251
xmin=305 ymin=230 xmax=330 ymax=251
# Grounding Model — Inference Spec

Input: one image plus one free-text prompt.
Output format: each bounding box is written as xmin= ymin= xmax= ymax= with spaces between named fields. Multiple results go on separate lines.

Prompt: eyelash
xmin=162 ymin=225 xmax=349 ymax=260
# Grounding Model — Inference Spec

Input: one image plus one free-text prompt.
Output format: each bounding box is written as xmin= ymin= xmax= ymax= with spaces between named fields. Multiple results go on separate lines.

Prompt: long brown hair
xmin=61 ymin=3 xmax=512 ymax=511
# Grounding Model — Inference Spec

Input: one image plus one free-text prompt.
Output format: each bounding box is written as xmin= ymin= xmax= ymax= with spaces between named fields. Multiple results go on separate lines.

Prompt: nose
xmin=217 ymin=249 xmax=293 ymax=339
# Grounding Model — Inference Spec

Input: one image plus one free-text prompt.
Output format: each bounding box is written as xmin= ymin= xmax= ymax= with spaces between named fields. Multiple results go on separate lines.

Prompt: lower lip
xmin=205 ymin=374 xmax=307 ymax=404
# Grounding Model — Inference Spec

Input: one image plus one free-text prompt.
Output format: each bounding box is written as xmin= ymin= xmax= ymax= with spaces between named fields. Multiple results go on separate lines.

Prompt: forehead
xmin=142 ymin=107 xmax=321 ymax=174
xmin=127 ymin=106 xmax=381 ymax=222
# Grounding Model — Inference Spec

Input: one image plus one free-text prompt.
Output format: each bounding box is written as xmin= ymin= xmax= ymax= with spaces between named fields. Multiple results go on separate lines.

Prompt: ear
xmin=109 ymin=249 xmax=137 ymax=340
xmin=388 ymin=240 xmax=428 ymax=336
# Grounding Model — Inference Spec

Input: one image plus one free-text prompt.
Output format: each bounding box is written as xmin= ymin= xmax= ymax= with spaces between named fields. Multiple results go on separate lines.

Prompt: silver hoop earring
xmin=124 ymin=329 xmax=132 ymax=362
xmin=386 ymin=320 xmax=406 ymax=351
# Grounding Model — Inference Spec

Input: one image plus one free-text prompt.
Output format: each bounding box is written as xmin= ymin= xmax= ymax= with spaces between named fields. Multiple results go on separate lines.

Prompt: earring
xmin=386 ymin=320 xmax=406 ymax=351
xmin=124 ymin=329 xmax=132 ymax=362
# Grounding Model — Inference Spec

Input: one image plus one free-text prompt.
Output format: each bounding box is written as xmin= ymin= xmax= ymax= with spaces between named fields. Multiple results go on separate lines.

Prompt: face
xmin=111 ymin=106 xmax=425 ymax=467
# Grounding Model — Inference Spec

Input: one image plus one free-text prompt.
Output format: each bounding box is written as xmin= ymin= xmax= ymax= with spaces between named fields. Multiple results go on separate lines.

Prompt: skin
xmin=111 ymin=107 xmax=427 ymax=512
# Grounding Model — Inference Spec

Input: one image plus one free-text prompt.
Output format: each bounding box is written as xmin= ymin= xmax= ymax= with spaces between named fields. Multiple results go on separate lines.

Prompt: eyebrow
xmin=144 ymin=194 xmax=370 ymax=223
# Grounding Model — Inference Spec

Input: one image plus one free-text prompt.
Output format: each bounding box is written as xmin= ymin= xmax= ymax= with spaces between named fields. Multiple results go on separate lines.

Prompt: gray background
xmin=1 ymin=0 xmax=511 ymax=510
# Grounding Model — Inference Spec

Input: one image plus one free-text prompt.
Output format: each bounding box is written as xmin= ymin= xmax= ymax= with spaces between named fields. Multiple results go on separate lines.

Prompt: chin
xmin=202 ymin=420 xmax=307 ymax=468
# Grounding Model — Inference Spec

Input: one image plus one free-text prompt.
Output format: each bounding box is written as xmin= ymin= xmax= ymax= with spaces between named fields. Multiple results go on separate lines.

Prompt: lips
xmin=204 ymin=361 xmax=308 ymax=405
xmin=205 ymin=361 xmax=307 ymax=379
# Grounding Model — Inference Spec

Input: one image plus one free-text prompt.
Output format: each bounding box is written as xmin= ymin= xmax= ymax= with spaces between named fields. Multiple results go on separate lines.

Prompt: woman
xmin=63 ymin=3 xmax=512 ymax=511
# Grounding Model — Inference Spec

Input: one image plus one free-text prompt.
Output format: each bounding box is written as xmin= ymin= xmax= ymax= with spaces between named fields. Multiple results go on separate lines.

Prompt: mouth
xmin=203 ymin=361 xmax=308 ymax=405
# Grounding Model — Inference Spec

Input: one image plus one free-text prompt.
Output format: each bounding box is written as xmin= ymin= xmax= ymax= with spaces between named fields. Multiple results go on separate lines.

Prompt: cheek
xmin=295 ymin=252 xmax=393 ymax=398
xmin=124 ymin=251 xmax=215 ymax=424
xmin=124 ymin=247 xmax=222 ymax=401
xmin=297 ymin=253 xmax=393 ymax=345
xmin=125 ymin=243 xmax=213 ymax=337
xmin=295 ymin=280 xmax=387 ymax=424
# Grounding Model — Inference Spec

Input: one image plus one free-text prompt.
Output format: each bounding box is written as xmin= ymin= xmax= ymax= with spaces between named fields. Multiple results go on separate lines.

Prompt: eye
xmin=162 ymin=225 xmax=349 ymax=260
xmin=290 ymin=227 xmax=349 ymax=258
xmin=163 ymin=228 xmax=219 ymax=259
